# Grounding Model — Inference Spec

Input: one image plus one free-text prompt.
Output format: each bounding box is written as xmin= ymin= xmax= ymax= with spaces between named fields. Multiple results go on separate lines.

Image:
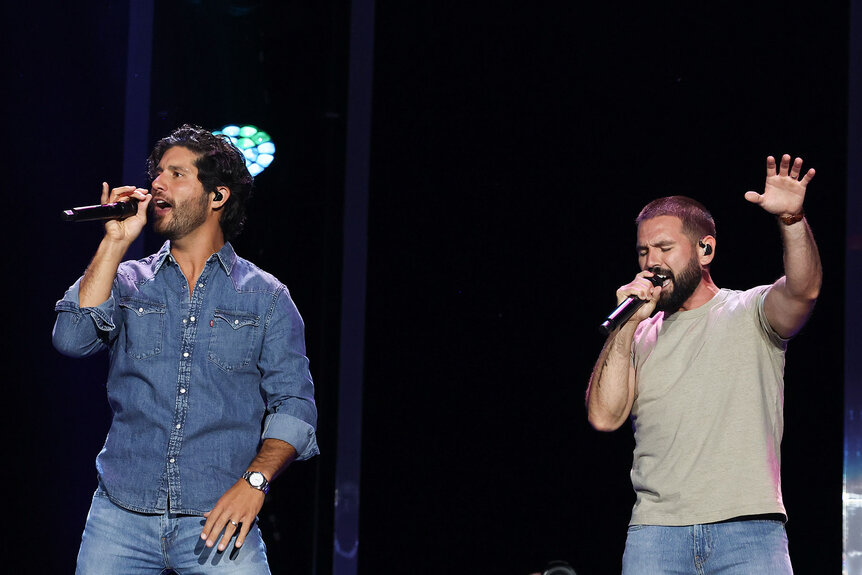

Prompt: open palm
xmin=744 ymin=154 xmax=814 ymax=216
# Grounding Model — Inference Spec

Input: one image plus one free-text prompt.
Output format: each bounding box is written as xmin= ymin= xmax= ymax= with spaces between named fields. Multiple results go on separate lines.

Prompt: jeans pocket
xmin=118 ymin=298 xmax=166 ymax=359
xmin=207 ymin=309 xmax=260 ymax=372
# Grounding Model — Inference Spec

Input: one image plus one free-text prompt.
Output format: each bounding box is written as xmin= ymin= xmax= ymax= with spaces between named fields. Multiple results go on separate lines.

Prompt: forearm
xmin=201 ymin=438 xmax=299 ymax=551
xmin=779 ymin=217 xmax=822 ymax=301
xmin=586 ymin=323 xmax=636 ymax=431
xmin=247 ymin=438 xmax=298 ymax=482
xmin=79 ymin=237 xmax=132 ymax=308
xmin=764 ymin=217 xmax=822 ymax=338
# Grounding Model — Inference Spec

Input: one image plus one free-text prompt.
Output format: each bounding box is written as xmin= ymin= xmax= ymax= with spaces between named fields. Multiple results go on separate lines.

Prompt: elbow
xmin=52 ymin=320 xmax=73 ymax=356
xmin=796 ymin=278 xmax=821 ymax=303
xmin=52 ymin=317 xmax=100 ymax=358
xmin=787 ymin=269 xmax=822 ymax=303
xmin=807 ymin=284 xmax=821 ymax=303
xmin=52 ymin=329 xmax=85 ymax=358
xmin=52 ymin=337 xmax=77 ymax=358
xmin=794 ymin=288 xmax=820 ymax=317
xmin=587 ymin=410 xmax=624 ymax=432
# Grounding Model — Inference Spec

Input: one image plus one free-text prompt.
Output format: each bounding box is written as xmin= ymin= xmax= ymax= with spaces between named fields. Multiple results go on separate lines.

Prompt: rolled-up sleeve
xmin=258 ymin=287 xmax=319 ymax=461
xmin=52 ymin=277 xmax=119 ymax=358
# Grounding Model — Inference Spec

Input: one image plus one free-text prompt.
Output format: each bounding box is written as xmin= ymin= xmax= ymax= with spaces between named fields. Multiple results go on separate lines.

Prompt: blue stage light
xmin=213 ymin=124 xmax=275 ymax=176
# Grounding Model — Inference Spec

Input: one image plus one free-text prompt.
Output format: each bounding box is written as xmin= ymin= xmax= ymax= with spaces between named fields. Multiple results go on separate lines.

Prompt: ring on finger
xmin=230 ymin=520 xmax=238 ymax=526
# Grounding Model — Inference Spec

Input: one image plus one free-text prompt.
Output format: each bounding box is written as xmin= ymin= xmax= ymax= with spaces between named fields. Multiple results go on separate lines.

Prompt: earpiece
xmin=699 ymin=240 xmax=713 ymax=256
xmin=213 ymin=191 xmax=223 ymax=202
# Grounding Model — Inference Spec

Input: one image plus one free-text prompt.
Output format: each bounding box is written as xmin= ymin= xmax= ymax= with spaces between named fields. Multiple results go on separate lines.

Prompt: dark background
xmin=5 ymin=1 xmax=847 ymax=573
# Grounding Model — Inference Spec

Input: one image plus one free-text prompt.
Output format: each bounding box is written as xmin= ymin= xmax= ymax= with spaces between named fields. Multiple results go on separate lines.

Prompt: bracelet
xmin=778 ymin=212 xmax=804 ymax=226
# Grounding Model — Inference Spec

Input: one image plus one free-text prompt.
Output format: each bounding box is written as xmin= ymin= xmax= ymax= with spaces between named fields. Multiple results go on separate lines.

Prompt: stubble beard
xmin=150 ymin=191 xmax=210 ymax=241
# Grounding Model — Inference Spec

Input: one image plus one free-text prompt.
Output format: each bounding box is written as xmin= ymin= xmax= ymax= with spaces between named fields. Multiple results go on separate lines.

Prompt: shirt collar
xmin=151 ymin=240 xmax=237 ymax=276
xmin=213 ymin=242 xmax=237 ymax=275
xmin=152 ymin=241 xmax=173 ymax=274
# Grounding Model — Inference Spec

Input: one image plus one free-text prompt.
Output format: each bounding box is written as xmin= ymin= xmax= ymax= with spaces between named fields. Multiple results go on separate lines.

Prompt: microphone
xmin=61 ymin=199 xmax=139 ymax=222
xmin=598 ymin=273 xmax=668 ymax=335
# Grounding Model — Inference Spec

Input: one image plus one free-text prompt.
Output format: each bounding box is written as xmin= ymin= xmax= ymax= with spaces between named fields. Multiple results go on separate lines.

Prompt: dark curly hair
xmin=635 ymin=195 xmax=716 ymax=243
xmin=147 ymin=124 xmax=254 ymax=241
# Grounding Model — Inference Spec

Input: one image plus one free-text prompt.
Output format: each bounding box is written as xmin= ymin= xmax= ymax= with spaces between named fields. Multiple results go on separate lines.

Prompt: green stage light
xmin=213 ymin=124 xmax=276 ymax=177
xmin=239 ymin=125 xmax=258 ymax=137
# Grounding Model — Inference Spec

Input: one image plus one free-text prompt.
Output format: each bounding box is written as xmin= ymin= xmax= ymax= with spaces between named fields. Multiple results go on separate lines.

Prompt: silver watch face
xmin=249 ymin=472 xmax=265 ymax=487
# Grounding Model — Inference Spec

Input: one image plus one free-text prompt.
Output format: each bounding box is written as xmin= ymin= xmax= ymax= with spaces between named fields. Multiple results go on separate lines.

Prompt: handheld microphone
xmin=61 ymin=199 xmax=139 ymax=222
xmin=598 ymin=273 xmax=668 ymax=335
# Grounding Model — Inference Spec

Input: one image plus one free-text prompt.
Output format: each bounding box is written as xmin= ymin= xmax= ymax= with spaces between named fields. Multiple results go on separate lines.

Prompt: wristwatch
xmin=242 ymin=471 xmax=270 ymax=494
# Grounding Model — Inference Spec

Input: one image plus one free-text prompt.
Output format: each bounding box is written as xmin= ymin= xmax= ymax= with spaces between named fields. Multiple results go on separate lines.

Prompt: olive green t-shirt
xmin=629 ymin=286 xmax=788 ymax=526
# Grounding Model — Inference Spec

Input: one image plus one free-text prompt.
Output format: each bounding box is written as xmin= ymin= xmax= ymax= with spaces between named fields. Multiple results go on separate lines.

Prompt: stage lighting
xmin=213 ymin=124 xmax=276 ymax=177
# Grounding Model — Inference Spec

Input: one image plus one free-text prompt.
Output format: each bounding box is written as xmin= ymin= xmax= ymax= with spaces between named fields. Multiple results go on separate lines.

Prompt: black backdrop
xmin=5 ymin=1 xmax=846 ymax=573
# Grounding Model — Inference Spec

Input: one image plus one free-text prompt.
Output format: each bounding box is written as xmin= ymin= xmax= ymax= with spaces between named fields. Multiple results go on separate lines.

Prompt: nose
xmin=642 ymin=247 xmax=662 ymax=271
xmin=151 ymin=172 xmax=166 ymax=192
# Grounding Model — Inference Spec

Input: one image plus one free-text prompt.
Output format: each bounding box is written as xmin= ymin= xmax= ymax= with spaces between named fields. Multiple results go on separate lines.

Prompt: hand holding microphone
xmin=598 ymin=271 xmax=668 ymax=335
xmin=63 ymin=184 xmax=152 ymax=248
xmin=62 ymin=184 xmax=150 ymax=222
xmin=62 ymin=198 xmax=139 ymax=222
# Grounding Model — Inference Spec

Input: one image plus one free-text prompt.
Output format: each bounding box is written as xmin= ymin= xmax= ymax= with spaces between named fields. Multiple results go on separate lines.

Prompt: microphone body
xmin=62 ymin=199 xmax=138 ymax=222
xmin=598 ymin=274 xmax=667 ymax=335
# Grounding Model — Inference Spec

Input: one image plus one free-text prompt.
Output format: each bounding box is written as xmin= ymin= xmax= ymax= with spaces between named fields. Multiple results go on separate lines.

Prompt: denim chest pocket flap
xmin=207 ymin=309 xmax=261 ymax=372
xmin=118 ymin=298 xmax=167 ymax=359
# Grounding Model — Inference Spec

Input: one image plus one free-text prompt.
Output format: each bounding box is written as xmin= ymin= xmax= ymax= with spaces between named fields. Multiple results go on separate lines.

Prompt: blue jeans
xmin=76 ymin=491 xmax=271 ymax=574
xmin=621 ymin=520 xmax=792 ymax=575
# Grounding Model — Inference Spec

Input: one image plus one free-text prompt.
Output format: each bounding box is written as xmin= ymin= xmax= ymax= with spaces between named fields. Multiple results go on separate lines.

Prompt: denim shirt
xmin=53 ymin=241 xmax=319 ymax=515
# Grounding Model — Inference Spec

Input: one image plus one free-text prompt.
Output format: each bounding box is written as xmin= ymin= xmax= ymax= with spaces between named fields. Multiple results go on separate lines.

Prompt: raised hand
xmin=77 ymin=183 xmax=152 ymax=308
xmin=744 ymin=154 xmax=814 ymax=217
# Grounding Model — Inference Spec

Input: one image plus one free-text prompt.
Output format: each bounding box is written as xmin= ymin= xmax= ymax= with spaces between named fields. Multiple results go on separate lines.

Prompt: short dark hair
xmin=147 ymin=124 xmax=254 ymax=241
xmin=636 ymin=196 xmax=716 ymax=242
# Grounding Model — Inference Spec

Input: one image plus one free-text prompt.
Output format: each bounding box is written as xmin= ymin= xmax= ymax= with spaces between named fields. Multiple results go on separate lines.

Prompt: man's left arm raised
xmin=745 ymin=153 xmax=822 ymax=339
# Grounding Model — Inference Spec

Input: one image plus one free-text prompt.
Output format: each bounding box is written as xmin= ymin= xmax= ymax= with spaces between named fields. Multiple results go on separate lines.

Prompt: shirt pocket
xmin=118 ymin=298 xmax=166 ymax=360
xmin=207 ymin=309 xmax=261 ymax=372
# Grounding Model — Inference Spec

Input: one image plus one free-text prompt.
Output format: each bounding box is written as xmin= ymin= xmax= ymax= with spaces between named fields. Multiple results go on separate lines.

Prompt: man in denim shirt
xmin=53 ymin=125 xmax=319 ymax=574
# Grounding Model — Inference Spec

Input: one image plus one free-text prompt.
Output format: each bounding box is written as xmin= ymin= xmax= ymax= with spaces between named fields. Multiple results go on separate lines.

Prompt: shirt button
xmin=180 ymin=388 xmax=186 ymax=394
xmin=182 ymin=319 xmax=187 ymax=324
xmin=190 ymin=316 xmax=196 ymax=322
xmin=234 ymin=320 xmax=239 ymax=325
xmin=198 ymin=283 xmax=204 ymax=288
xmin=176 ymin=424 xmax=181 ymax=429
xmin=138 ymin=307 xmax=144 ymax=313
xmin=183 ymin=352 xmax=189 ymax=358
xmin=169 ymin=458 xmax=175 ymax=463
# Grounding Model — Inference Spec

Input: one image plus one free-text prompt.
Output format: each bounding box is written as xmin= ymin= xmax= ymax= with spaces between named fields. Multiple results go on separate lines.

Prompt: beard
xmin=150 ymin=191 xmax=210 ymax=240
xmin=654 ymin=253 xmax=702 ymax=315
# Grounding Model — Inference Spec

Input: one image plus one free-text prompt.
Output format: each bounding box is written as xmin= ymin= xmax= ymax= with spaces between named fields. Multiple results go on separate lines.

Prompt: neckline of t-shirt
xmin=659 ymin=288 xmax=732 ymax=322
